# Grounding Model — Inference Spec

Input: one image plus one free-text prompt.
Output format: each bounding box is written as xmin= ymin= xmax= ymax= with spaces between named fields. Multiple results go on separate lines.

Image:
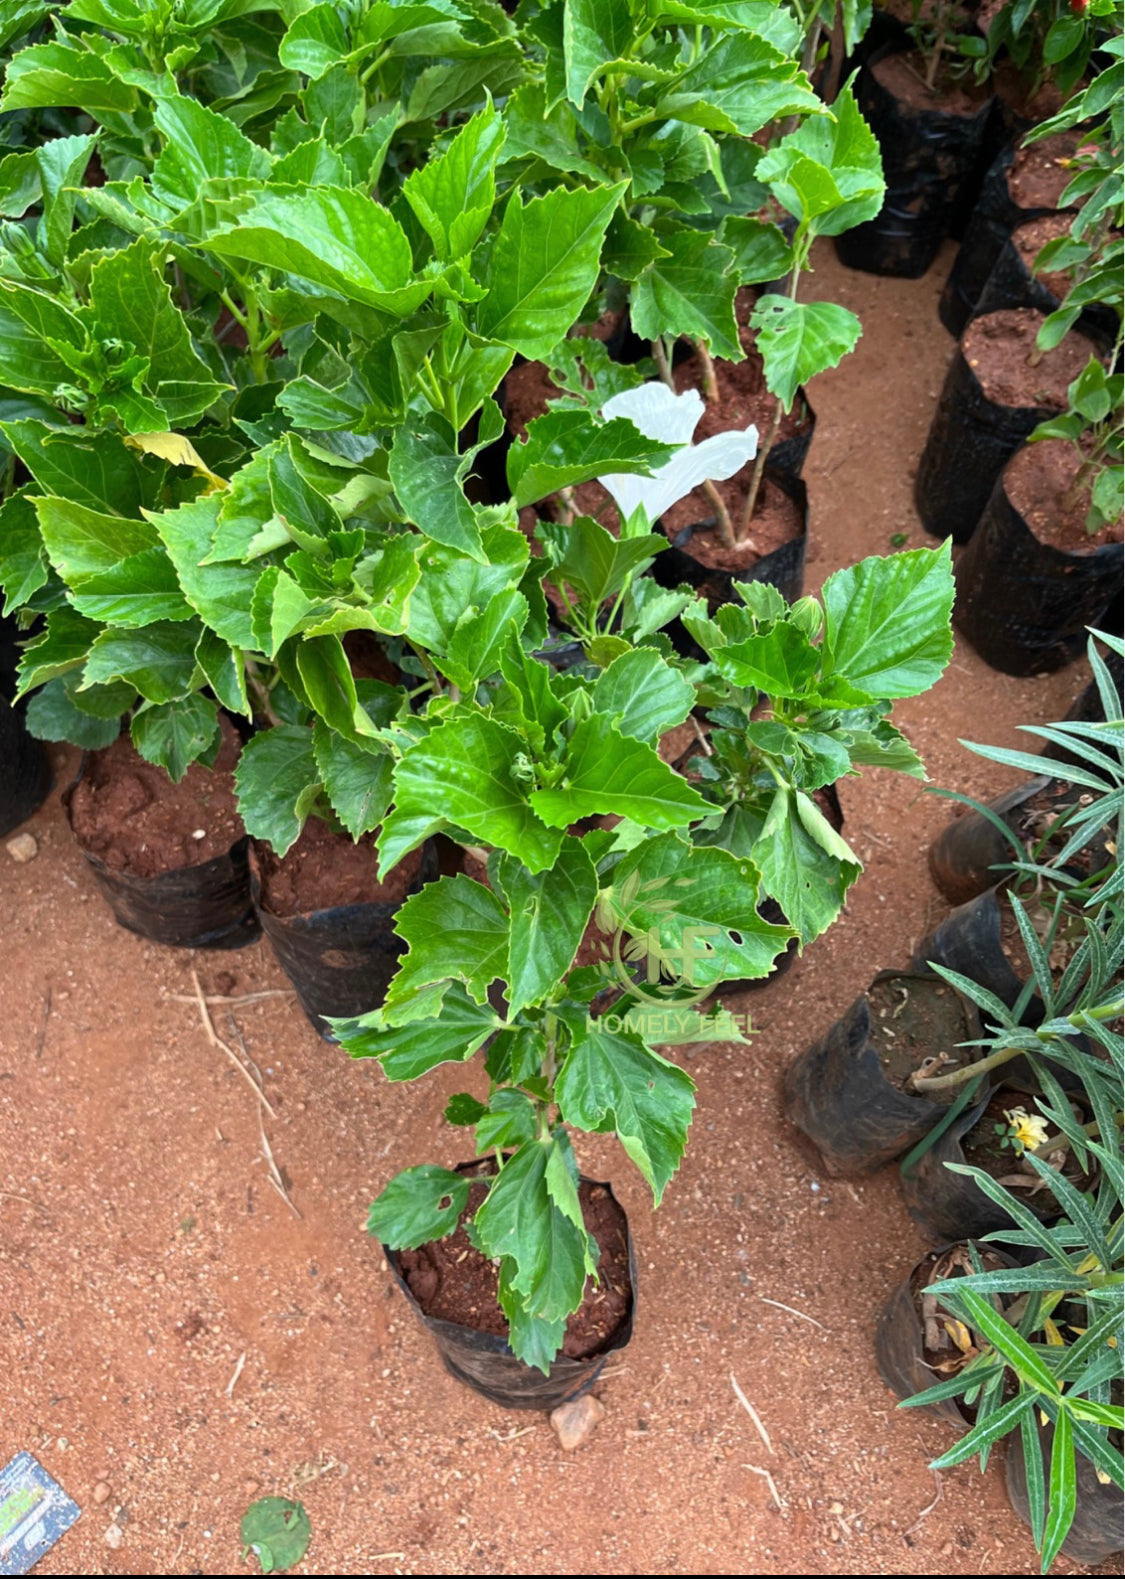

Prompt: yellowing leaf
xmin=942 ymin=1318 xmax=975 ymax=1355
xmin=125 ymin=430 xmax=227 ymax=492
xmin=1044 ymin=1317 xmax=1066 ymax=1347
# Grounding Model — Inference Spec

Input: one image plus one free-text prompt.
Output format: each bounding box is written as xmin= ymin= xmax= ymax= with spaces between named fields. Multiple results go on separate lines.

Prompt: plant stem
xmin=696 ymin=339 xmax=719 ymax=402
xmin=651 ymin=339 xmax=735 ymax=546
xmin=245 ymin=662 xmax=282 ymax=727
xmin=910 ymin=1043 xmax=1025 ymax=1093
xmin=737 ymin=401 xmax=782 ymax=542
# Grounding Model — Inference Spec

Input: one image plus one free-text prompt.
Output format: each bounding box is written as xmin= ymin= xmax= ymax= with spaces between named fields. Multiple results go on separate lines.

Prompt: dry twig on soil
xmin=189 ymin=968 xmax=277 ymax=1118
xmin=731 ymin=1371 xmax=774 ymax=1454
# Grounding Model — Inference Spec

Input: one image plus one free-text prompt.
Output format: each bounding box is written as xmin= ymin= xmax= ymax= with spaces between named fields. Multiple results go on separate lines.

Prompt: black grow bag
xmin=385 ymin=1168 xmax=637 ymax=1411
xmin=651 ymin=469 xmax=808 ymax=627
xmin=783 ymin=970 xmax=982 ymax=1176
xmin=835 ymin=44 xmax=994 ymax=279
xmin=913 ymin=887 xmax=1034 ymax=1020
xmin=876 ymin=1242 xmax=1019 ymax=1426
xmin=928 ymin=776 xmax=1051 ymax=905
xmin=250 ymin=839 xmax=438 ymax=1039
xmin=1006 ymin=1417 xmax=1124 ymax=1566
xmin=62 ymin=768 xmax=258 ymax=951
xmin=973 ymin=226 xmax=1119 ymax=351
xmin=0 ymin=696 xmax=51 ymax=838
xmin=928 ymin=775 xmax=1113 ymax=905
xmin=953 ymin=456 xmax=1125 ymax=675
xmin=938 ymin=145 xmax=1062 ymax=337
xmin=914 ymin=318 xmax=1071 ymax=544
xmin=899 ymin=1089 xmax=1088 ymax=1243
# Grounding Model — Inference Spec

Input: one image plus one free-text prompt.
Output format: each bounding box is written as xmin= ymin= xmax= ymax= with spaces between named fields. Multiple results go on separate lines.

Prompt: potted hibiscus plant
xmin=329 ymin=536 xmax=957 ymax=1394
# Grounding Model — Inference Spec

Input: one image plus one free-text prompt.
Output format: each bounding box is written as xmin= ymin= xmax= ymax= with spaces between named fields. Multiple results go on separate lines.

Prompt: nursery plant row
xmin=0 ymin=0 xmax=1120 ymax=1570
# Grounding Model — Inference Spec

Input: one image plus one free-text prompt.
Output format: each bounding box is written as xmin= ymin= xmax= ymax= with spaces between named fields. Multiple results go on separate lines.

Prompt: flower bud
xmin=789 ymin=596 xmax=823 ymax=640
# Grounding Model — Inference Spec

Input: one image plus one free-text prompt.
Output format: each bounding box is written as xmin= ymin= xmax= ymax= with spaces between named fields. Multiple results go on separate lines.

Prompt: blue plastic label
xmin=0 ymin=1454 xmax=81 ymax=1575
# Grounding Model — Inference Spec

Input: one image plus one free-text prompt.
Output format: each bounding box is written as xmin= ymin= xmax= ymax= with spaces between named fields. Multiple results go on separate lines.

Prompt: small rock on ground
xmin=550 ymin=1393 xmax=605 ymax=1450
xmin=92 ymin=1482 xmax=111 ymax=1505
xmin=104 ymin=1524 xmax=123 ymax=1549
xmin=5 ymin=833 xmax=37 ymax=863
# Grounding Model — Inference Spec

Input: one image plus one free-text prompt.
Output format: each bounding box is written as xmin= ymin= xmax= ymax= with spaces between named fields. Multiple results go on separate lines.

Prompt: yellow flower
xmin=1005 ymin=1106 xmax=1051 ymax=1153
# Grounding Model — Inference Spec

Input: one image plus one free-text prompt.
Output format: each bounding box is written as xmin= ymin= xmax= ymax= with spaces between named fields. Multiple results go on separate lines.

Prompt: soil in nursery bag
xmin=915 ymin=309 xmax=1098 ymax=543
xmin=783 ymin=971 xmax=981 ymax=1177
xmin=974 ymin=215 xmax=1120 ymax=348
xmin=901 ymin=1089 xmax=1096 ymax=1242
xmin=875 ymin=1241 xmax=1015 ymax=1425
xmin=252 ymin=819 xmax=427 ymax=1036
xmin=390 ymin=1168 xmax=636 ymax=1411
xmin=938 ymin=132 xmax=1080 ymax=336
xmin=65 ymin=717 xmax=258 ymax=949
xmin=836 ymin=45 xmax=993 ymax=278
xmin=1007 ymin=1415 xmax=1125 ymax=1566
xmin=954 ymin=439 xmax=1124 ymax=674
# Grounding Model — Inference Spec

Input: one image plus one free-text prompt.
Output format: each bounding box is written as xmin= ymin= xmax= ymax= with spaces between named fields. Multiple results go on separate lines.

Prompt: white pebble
xmin=192 ymin=828 xmax=207 ymax=840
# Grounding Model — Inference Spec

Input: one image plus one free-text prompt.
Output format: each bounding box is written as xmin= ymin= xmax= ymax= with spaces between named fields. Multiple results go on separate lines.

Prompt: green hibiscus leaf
xmin=380 ymin=712 xmax=564 ymax=876
xmin=475 ymin=181 xmax=626 ymax=360
xmin=530 ymin=715 xmax=710 ymax=830
xmin=130 ymin=692 xmax=220 ymax=784
xmin=630 ymin=226 xmax=741 ymax=359
xmin=385 ymin=873 xmax=510 ymax=1008
xmin=365 ymin=1165 xmax=471 ymax=1249
xmin=507 ymin=407 xmax=675 ymax=510
xmin=496 ymin=836 xmax=599 ymax=1017
xmin=233 ymin=724 xmax=321 ymax=857
xmin=749 ymin=296 xmax=862 ymax=412
xmin=556 ymin=1015 xmax=696 ymax=1203
xmin=331 ymin=982 xmax=500 ymax=1078
xmin=821 ymin=543 xmax=954 ymax=699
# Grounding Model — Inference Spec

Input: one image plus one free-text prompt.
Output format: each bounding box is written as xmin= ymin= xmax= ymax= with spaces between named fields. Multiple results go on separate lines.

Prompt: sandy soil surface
xmin=0 ymin=240 xmax=1112 ymax=1577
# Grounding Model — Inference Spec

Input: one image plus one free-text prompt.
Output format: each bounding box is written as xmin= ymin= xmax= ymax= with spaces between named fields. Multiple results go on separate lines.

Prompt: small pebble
xmin=192 ymin=828 xmax=207 ymax=840
xmin=93 ymin=1482 xmax=111 ymax=1504
xmin=104 ymin=1524 xmax=123 ymax=1549
xmin=6 ymin=833 xmax=37 ymax=863
xmin=550 ymin=1393 xmax=605 ymax=1451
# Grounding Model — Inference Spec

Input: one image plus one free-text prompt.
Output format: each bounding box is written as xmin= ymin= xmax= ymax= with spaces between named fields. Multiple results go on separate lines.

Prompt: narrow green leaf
xmin=1042 ymin=1410 xmax=1077 ymax=1572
